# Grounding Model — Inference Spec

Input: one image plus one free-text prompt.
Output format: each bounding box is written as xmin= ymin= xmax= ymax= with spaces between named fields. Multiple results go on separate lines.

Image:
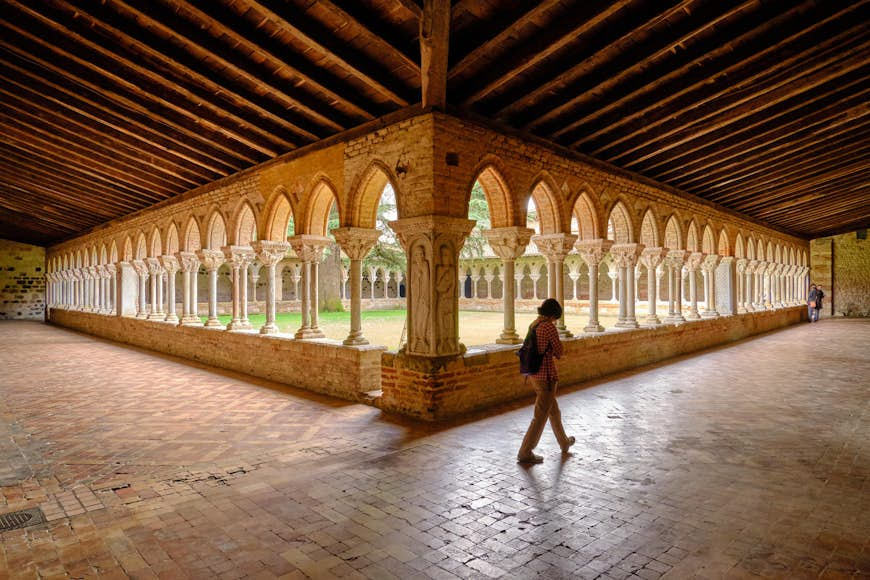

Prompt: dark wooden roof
xmin=2 ymin=0 xmax=868 ymax=246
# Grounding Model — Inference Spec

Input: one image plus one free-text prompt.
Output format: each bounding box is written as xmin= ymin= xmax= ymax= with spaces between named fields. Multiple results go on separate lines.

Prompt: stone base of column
xmin=204 ymin=318 xmax=223 ymax=328
xmin=641 ymin=316 xmax=661 ymax=327
xmin=664 ymin=314 xmax=685 ymax=324
xmin=147 ymin=312 xmax=165 ymax=320
xmin=702 ymin=310 xmax=719 ymax=318
xmin=295 ymin=327 xmax=326 ymax=339
xmin=259 ymin=324 xmax=279 ymax=335
xmin=226 ymin=319 xmax=246 ymax=331
xmin=737 ymin=306 xmax=748 ymax=314
xmin=164 ymin=314 xmax=179 ymax=323
xmin=136 ymin=312 xmax=149 ymax=319
xmin=583 ymin=323 xmax=605 ymax=333
xmin=615 ymin=320 xmax=639 ymax=329
xmin=685 ymin=309 xmax=701 ymax=320
xmin=180 ymin=316 xmax=203 ymax=326
xmin=238 ymin=320 xmax=253 ymax=329
xmin=496 ymin=330 xmax=521 ymax=345
xmin=557 ymin=327 xmax=573 ymax=339
xmin=343 ymin=331 xmax=370 ymax=346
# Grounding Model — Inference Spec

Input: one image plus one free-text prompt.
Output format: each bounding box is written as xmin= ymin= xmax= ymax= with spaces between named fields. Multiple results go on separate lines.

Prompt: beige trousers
xmin=518 ymin=378 xmax=570 ymax=458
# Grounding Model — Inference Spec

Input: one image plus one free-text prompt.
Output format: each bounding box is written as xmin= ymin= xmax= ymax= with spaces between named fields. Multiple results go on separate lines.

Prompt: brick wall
xmin=811 ymin=231 xmax=869 ymax=317
xmin=0 ymin=239 xmax=45 ymax=320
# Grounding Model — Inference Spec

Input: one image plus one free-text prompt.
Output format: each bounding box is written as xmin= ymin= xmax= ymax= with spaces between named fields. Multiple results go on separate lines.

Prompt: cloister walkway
xmin=0 ymin=319 xmax=867 ymax=579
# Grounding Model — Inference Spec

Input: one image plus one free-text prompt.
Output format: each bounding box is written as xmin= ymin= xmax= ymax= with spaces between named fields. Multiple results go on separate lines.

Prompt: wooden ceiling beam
xmin=0 ymin=56 xmax=238 ymax=178
xmin=561 ymin=1 xmax=856 ymax=147
xmin=246 ymin=0 xmax=410 ymax=106
xmin=458 ymin=0 xmax=634 ymax=106
xmin=0 ymin=90 xmax=207 ymax=189
xmin=1 ymin=5 xmax=278 ymax=160
xmin=0 ymin=199 xmax=89 ymax=237
xmin=615 ymin=46 xmax=870 ymax=169
xmin=512 ymin=0 xmax=732 ymax=126
xmin=101 ymin=0 xmax=345 ymax=136
xmin=0 ymin=178 xmax=119 ymax=226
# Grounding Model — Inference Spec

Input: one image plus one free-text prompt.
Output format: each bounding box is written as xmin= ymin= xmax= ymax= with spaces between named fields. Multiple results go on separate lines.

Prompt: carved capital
xmin=196 ymin=249 xmax=225 ymax=272
xmin=574 ymin=239 xmax=614 ymax=267
xmin=389 ymin=215 xmax=475 ymax=253
xmin=287 ymin=235 xmax=331 ymax=263
xmin=131 ymin=260 xmax=149 ymax=277
xmin=251 ymin=240 xmax=289 ymax=267
xmin=160 ymin=255 xmax=179 ymax=275
xmin=105 ymin=263 xmax=117 ymax=276
xmin=665 ymin=249 xmax=688 ymax=269
xmin=332 ymin=227 xmax=381 ymax=261
xmin=175 ymin=252 xmax=200 ymax=273
xmin=532 ymin=233 xmax=579 ymax=262
xmin=146 ymin=257 xmax=165 ymax=276
xmin=735 ymin=258 xmax=748 ymax=273
xmin=221 ymin=245 xmax=256 ymax=269
xmin=703 ymin=254 xmax=722 ymax=271
xmin=483 ymin=226 xmax=534 ymax=261
xmin=686 ymin=252 xmax=706 ymax=271
xmin=639 ymin=247 xmax=669 ymax=270
xmin=609 ymin=243 xmax=645 ymax=268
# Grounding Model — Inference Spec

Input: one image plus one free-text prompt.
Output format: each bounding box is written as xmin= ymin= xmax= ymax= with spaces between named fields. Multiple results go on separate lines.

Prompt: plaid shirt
xmin=530 ymin=319 xmax=563 ymax=382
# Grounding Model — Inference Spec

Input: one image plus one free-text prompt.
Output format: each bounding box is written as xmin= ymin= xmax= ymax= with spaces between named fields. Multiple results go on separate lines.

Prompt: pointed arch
xmin=734 ymin=233 xmax=745 ymax=259
xmin=788 ymin=247 xmax=796 ymax=265
xmin=528 ymin=177 xmax=565 ymax=234
xmin=62 ymin=254 xmax=69 ymax=270
xmin=263 ymin=188 xmax=296 ymax=241
xmin=471 ymin=162 xmax=514 ymax=229
xmin=206 ymin=210 xmax=227 ymax=250
xmin=686 ymin=221 xmax=700 ymax=252
xmin=89 ymin=247 xmax=97 ymax=266
xmin=110 ymin=240 xmax=119 ymax=263
xmin=746 ymin=237 xmax=756 ymax=260
xmin=232 ymin=200 xmax=258 ymax=244
xmin=774 ymin=244 xmax=782 ymax=264
xmin=165 ymin=222 xmax=180 ymax=255
xmin=99 ymin=244 xmax=108 ymax=264
xmin=664 ymin=214 xmax=683 ymax=249
xmin=767 ymin=241 xmax=774 ymax=263
xmin=570 ymin=189 xmax=600 ymax=240
xmin=135 ymin=232 xmax=147 ymax=260
xmin=606 ymin=200 xmax=633 ymax=243
xmin=182 ymin=216 xmax=202 ymax=252
xmin=349 ymin=160 xmax=401 ymax=228
xmin=303 ymin=178 xmax=340 ymax=236
xmin=800 ymin=249 xmax=807 ymax=266
xmin=149 ymin=226 xmax=163 ymax=257
xmin=717 ymin=229 xmax=730 ymax=256
xmin=701 ymin=225 xmax=715 ymax=254
xmin=123 ymin=236 xmax=133 ymax=261
xmin=639 ymin=208 xmax=660 ymax=247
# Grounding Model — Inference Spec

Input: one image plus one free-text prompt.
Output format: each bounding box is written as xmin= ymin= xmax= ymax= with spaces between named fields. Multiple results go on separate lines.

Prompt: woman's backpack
xmin=516 ymin=323 xmax=543 ymax=375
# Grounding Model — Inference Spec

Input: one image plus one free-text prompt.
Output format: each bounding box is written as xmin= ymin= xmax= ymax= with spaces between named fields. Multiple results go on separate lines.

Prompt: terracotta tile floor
xmin=0 ymin=319 xmax=868 ymax=580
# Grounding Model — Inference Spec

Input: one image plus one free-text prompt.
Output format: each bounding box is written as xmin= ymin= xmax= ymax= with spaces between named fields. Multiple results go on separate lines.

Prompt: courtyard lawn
xmin=207 ymin=309 xmax=618 ymax=350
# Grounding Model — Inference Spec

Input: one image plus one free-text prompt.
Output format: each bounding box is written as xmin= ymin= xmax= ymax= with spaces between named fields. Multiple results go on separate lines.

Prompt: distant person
xmin=517 ymin=298 xmax=575 ymax=464
xmin=807 ymin=283 xmax=823 ymax=322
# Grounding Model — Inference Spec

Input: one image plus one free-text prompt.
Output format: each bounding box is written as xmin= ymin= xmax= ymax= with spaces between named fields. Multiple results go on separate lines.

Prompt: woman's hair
xmin=537 ymin=298 xmax=562 ymax=318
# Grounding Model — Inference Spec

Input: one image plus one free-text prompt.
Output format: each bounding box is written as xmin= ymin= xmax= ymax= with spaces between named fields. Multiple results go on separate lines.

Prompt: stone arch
xmin=470 ymin=161 xmax=514 ymax=229
xmin=686 ymin=220 xmax=700 ymax=252
xmin=788 ymin=247 xmax=796 ymax=266
xmin=800 ymin=249 xmax=807 ymax=266
xmin=701 ymin=224 xmax=716 ymax=254
xmin=110 ymin=240 xmax=119 ymax=263
xmin=263 ymin=187 xmax=297 ymax=241
xmin=302 ymin=178 xmax=340 ymax=236
xmin=99 ymin=244 xmax=108 ymax=264
xmin=746 ymin=237 xmax=756 ymax=260
xmin=570 ymin=188 xmax=601 ymax=240
xmin=165 ymin=222 xmax=180 ymax=255
xmin=123 ymin=236 xmax=133 ymax=261
xmin=735 ymin=233 xmax=745 ymax=259
xmin=182 ymin=216 xmax=203 ymax=252
xmin=231 ymin=200 xmax=258 ymax=244
xmin=528 ymin=177 xmax=565 ymax=234
xmin=349 ymin=160 xmax=401 ymax=228
xmin=767 ymin=241 xmax=775 ymax=263
xmin=62 ymin=254 xmax=69 ymax=270
xmin=774 ymin=244 xmax=782 ymax=264
xmin=89 ymin=247 xmax=97 ymax=266
xmin=135 ymin=232 xmax=148 ymax=260
xmin=205 ymin=210 xmax=228 ymax=250
xmin=717 ymin=228 xmax=730 ymax=256
xmin=149 ymin=226 xmax=163 ymax=257
xmin=606 ymin=200 xmax=633 ymax=243
xmin=664 ymin=214 xmax=683 ymax=249
xmin=639 ymin=208 xmax=660 ymax=247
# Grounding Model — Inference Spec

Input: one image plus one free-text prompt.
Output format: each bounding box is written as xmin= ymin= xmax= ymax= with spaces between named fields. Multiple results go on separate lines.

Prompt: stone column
xmin=252 ymin=241 xmax=289 ymax=334
xmin=610 ymin=243 xmax=644 ymax=329
xmin=484 ymin=227 xmax=533 ymax=344
xmin=484 ymin=267 xmax=495 ymax=299
xmin=702 ymin=255 xmax=722 ymax=317
xmin=735 ymin=259 xmax=748 ymax=313
xmin=340 ymin=267 xmax=349 ymax=300
xmin=131 ymin=260 xmax=149 ymax=318
xmin=249 ymin=262 xmax=261 ymax=305
xmin=534 ymin=233 xmax=579 ymax=338
xmin=575 ymin=239 xmax=613 ymax=333
xmin=607 ymin=262 xmax=618 ymax=302
xmin=288 ymin=235 xmax=331 ymax=340
xmin=196 ymin=249 xmax=226 ymax=328
xmin=530 ymin=263 xmax=544 ymax=300
xmin=332 ymin=227 xmax=381 ymax=345
xmin=664 ymin=250 xmax=687 ymax=324
xmin=389 ymin=215 xmax=474 ymax=357
xmin=639 ymin=247 xmax=668 ymax=326
xmin=567 ymin=259 xmax=581 ymax=300
xmin=159 ymin=256 xmax=179 ymax=323
xmin=514 ymin=267 xmax=525 ymax=300
xmin=368 ymin=266 xmax=378 ymax=301
xmin=175 ymin=252 xmax=200 ymax=325
xmin=222 ymin=246 xmax=255 ymax=331
xmin=685 ymin=252 xmax=705 ymax=320
xmin=146 ymin=258 xmax=165 ymax=320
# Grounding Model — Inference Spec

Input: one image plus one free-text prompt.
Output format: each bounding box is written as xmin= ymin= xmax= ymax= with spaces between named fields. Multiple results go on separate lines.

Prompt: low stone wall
xmin=380 ymin=307 xmax=805 ymax=420
xmin=48 ymin=309 xmax=385 ymax=402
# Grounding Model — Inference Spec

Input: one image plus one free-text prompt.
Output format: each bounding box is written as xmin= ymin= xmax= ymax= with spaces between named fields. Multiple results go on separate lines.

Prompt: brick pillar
xmin=333 ymin=227 xmax=381 ymax=345
xmin=485 ymin=227 xmax=533 ymax=344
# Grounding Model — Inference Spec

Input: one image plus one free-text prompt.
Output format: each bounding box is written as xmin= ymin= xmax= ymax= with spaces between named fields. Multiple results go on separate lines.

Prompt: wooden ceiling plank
xmin=245 ymin=0 xmax=410 ymax=106
xmin=514 ymin=0 xmax=743 ymax=126
xmin=0 ymin=200 xmax=91 ymax=236
xmin=0 ymin=181 xmax=118 ymax=225
xmin=397 ymin=0 xmax=423 ymax=19
xmin=1 ymin=112 xmax=190 ymax=197
xmin=1 ymin=6 xmax=279 ymax=159
xmin=459 ymin=0 xmax=636 ymax=106
xmin=0 ymin=91 xmax=206 ymax=190
xmin=561 ymin=2 xmax=860 ymax=146
xmin=449 ymin=0 xmax=564 ymax=81
xmin=100 ymin=0 xmax=344 ymax=135
xmin=0 ymin=56 xmax=238 ymax=178
xmin=615 ymin=47 xmax=870 ymax=169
